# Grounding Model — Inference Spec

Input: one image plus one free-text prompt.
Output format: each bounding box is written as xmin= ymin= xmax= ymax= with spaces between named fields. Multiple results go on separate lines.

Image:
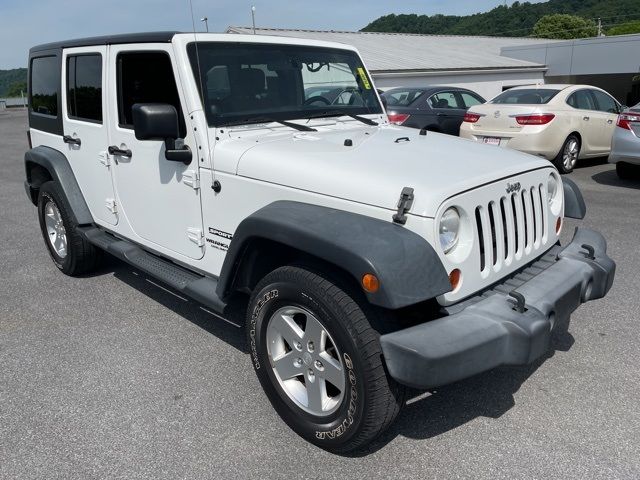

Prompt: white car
xmin=24 ymin=33 xmax=615 ymax=452
xmin=460 ymin=84 xmax=623 ymax=173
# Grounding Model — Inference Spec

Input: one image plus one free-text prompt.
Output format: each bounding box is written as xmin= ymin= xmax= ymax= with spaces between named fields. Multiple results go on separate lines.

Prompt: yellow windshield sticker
xmin=357 ymin=67 xmax=372 ymax=89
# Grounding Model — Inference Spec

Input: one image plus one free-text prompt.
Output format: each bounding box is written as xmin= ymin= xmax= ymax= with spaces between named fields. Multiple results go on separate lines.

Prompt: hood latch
xmin=392 ymin=187 xmax=414 ymax=225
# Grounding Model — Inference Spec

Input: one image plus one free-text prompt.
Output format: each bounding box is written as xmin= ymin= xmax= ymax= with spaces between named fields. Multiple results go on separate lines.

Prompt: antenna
xmin=251 ymin=6 xmax=256 ymax=34
xmin=188 ymin=0 xmax=215 ymax=187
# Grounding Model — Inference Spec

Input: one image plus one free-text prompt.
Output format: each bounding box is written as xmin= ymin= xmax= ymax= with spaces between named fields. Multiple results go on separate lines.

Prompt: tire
xmin=553 ymin=134 xmax=581 ymax=174
xmin=37 ymin=181 xmax=101 ymax=275
xmin=616 ymin=161 xmax=639 ymax=180
xmin=246 ymin=266 xmax=405 ymax=453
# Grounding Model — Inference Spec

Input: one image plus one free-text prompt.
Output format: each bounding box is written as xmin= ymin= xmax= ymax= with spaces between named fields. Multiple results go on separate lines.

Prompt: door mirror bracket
xmin=132 ymin=103 xmax=192 ymax=164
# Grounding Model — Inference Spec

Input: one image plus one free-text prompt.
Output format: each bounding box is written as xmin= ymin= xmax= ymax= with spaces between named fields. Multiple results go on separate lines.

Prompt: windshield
xmin=491 ymin=89 xmax=560 ymax=105
xmin=187 ymin=42 xmax=382 ymax=127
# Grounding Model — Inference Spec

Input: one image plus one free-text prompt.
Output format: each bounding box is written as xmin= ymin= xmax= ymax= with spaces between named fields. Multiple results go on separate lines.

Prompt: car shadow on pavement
xmin=352 ymin=317 xmax=576 ymax=457
xmin=98 ymin=255 xmax=249 ymax=354
xmin=591 ymin=168 xmax=640 ymax=190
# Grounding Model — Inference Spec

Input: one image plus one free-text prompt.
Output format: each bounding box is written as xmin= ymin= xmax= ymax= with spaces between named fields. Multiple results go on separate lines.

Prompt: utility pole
xmin=597 ymin=17 xmax=603 ymax=37
xmin=201 ymin=17 xmax=209 ymax=32
xmin=251 ymin=6 xmax=256 ymax=34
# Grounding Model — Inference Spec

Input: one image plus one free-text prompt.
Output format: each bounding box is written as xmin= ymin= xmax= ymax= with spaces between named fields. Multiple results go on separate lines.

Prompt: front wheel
xmin=553 ymin=134 xmax=581 ymax=174
xmin=246 ymin=266 xmax=405 ymax=453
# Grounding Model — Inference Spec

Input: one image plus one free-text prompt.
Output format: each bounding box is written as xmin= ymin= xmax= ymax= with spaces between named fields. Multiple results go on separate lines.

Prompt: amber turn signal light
xmin=362 ymin=273 xmax=380 ymax=293
xmin=556 ymin=217 xmax=563 ymax=234
xmin=449 ymin=269 xmax=462 ymax=291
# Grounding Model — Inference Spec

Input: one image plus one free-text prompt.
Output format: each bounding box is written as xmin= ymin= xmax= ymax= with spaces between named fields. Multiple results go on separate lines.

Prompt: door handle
xmin=63 ymin=135 xmax=81 ymax=146
xmin=583 ymin=116 xmax=590 ymax=121
xmin=108 ymin=145 xmax=132 ymax=158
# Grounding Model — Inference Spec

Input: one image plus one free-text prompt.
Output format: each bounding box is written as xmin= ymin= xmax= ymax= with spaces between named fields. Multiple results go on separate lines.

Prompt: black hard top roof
xmin=30 ymin=31 xmax=180 ymax=54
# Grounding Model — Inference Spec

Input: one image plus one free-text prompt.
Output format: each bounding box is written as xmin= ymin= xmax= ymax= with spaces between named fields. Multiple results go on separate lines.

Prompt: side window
xmin=117 ymin=51 xmax=185 ymax=135
xmin=67 ymin=54 xmax=102 ymax=123
xmin=591 ymin=90 xmax=618 ymax=114
xmin=30 ymin=56 xmax=59 ymax=117
xmin=567 ymin=90 xmax=596 ymax=110
xmin=429 ymin=91 xmax=463 ymax=109
xmin=384 ymin=90 xmax=424 ymax=107
xmin=459 ymin=92 xmax=485 ymax=109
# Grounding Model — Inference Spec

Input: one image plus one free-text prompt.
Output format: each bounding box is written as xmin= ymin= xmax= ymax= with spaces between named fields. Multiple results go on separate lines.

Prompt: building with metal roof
xmin=227 ymin=27 xmax=551 ymax=100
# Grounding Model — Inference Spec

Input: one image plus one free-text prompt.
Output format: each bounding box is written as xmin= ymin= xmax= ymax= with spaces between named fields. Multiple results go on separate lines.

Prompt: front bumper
xmin=380 ymin=228 xmax=615 ymax=389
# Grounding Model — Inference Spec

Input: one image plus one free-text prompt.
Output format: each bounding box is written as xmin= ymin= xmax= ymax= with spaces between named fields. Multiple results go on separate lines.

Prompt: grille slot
xmin=476 ymin=185 xmax=548 ymax=274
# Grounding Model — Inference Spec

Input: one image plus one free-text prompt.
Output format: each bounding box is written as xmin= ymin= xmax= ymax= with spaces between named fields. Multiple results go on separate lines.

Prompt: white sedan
xmin=460 ymin=84 xmax=622 ymax=173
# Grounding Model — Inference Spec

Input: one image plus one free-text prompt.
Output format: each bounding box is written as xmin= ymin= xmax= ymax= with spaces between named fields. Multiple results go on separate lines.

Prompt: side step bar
xmin=80 ymin=227 xmax=226 ymax=314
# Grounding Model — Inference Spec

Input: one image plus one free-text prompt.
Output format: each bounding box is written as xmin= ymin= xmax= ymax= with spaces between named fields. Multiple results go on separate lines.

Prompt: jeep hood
xmin=226 ymin=125 xmax=550 ymax=218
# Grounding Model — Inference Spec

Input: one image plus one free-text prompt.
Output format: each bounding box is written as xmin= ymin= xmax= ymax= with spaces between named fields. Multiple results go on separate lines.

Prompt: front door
xmin=61 ymin=46 xmax=117 ymax=226
xmin=107 ymin=45 xmax=204 ymax=260
xmin=590 ymin=89 xmax=619 ymax=154
xmin=427 ymin=90 xmax=467 ymax=135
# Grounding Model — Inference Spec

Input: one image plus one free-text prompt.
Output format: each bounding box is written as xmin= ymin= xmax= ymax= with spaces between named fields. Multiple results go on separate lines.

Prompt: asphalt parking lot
xmin=1 ymin=108 xmax=639 ymax=479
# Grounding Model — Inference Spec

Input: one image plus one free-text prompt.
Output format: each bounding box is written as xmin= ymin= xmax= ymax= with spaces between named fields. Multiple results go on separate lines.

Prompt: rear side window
xmin=116 ymin=51 xmax=185 ymax=136
xmin=567 ymin=90 xmax=596 ymax=110
xmin=459 ymin=92 xmax=485 ymax=108
xmin=30 ymin=56 xmax=59 ymax=117
xmin=429 ymin=91 xmax=463 ymax=109
xmin=591 ymin=90 xmax=618 ymax=113
xmin=491 ymin=89 xmax=560 ymax=105
xmin=67 ymin=54 xmax=102 ymax=123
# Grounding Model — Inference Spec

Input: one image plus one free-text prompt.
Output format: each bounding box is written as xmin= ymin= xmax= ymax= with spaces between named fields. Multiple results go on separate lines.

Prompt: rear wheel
xmin=616 ymin=161 xmax=639 ymax=180
xmin=554 ymin=134 xmax=581 ymax=174
xmin=37 ymin=181 xmax=101 ymax=275
xmin=247 ymin=266 xmax=405 ymax=453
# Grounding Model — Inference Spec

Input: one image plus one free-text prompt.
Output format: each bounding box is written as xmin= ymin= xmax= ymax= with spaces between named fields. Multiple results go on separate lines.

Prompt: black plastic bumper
xmin=380 ymin=228 xmax=616 ymax=389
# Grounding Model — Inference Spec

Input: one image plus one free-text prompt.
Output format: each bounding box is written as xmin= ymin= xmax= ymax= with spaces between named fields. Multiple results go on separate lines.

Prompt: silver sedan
xmin=610 ymin=103 xmax=640 ymax=179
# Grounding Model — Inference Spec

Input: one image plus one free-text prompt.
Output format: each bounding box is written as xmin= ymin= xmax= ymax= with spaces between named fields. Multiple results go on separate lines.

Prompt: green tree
xmin=608 ymin=20 xmax=640 ymax=35
xmin=5 ymin=81 xmax=27 ymax=98
xmin=532 ymin=14 xmax=597 ymax=39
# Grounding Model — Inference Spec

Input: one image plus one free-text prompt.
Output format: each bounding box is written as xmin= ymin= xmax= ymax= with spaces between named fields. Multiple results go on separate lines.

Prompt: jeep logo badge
xmin=494 ymin=110 xmax=501 ymax=118
xmin=506 ymin=182 xmax=521 ymax=193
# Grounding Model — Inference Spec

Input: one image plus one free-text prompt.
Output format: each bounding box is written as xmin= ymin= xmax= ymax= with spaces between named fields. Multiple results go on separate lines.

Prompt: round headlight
xmin=547 ymin=174 xmax=559 ymax=205
xmin=439 ymin=207 xmax=460 ymax=253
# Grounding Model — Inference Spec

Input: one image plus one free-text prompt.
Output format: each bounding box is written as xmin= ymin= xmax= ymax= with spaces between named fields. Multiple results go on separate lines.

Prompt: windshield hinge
xmin=98 ymin=151 xmax=110 ymax=168
xmin=105 ymin=198 xmax=117 ymax=214
xmin=187 ymin=227 xmax=204 ymax=247
xmin=392 ymin=187 xmax=414 ymax=225
xmin=183 ymin=170 xmax=200 ymax=190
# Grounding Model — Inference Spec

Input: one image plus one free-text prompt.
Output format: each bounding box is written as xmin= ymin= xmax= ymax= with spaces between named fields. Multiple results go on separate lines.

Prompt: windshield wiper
xmin=304 ymin=110 xmax=379 ymax=126
xmin=219 ymin=116 xmax=316 ymax=132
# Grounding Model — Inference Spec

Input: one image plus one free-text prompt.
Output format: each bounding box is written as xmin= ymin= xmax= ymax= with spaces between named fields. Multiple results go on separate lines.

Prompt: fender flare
xmin=24 ymin=146 xmax=93 ymax=225
xmin=217 ymin=201 xmax=451 ymax=310
xmin=562 ymin=176 xmax=586 ymax=219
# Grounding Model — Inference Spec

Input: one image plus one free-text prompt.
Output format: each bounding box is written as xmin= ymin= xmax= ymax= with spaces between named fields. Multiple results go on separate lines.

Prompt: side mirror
xmin=132 ymin=103 xmax=192 ymax=164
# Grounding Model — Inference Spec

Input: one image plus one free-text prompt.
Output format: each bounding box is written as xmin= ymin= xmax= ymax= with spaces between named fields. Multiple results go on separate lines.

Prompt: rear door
xmin=61 ymin=46 xmax=117 ymax=226
xmin=591 ymin=89 xmax=619 ymax=154
xmin=427 ymin=90 xmax=467 ymax=135
xmin=567 ymin=89 xmax=601 ymax=154
xmin=106 ymin=45 xmax=204 ymax=260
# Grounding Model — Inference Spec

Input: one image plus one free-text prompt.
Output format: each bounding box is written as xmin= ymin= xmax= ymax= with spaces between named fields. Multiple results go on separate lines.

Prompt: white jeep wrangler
xmin=24 ymin=32 xmax=615 ymax=452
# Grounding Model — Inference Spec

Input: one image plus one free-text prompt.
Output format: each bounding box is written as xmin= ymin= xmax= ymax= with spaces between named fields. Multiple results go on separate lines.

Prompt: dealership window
xmin=30 ymin=56 xmax=59 ymax=116
xmin=67 ymin=54 xmax=102 ymax=123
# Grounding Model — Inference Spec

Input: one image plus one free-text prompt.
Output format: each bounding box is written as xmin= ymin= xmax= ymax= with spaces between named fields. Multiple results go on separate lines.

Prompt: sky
xmin=0 ymin=0 xmax=547 ymax=69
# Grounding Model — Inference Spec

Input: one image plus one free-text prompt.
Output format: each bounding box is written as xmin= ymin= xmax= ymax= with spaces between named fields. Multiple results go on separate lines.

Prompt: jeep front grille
xmin=474 ymin=185 xmax=548 ymax=275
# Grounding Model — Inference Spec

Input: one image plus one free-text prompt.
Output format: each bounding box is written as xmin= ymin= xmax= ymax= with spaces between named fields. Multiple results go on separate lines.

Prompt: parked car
xmin=383 ymin=86 xmax=485 ymax=136
xmin=460 ymin=84 xmax=623 ymax=173
xmin=24 ymin=33 xmax=615 ymax=453
xmin=609 ymin=103 xmax=640 ymax=179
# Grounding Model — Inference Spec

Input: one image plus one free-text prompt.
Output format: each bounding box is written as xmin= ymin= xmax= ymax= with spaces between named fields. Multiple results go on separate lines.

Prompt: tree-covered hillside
xmin=362 ymin=0 xmax=640 ymax=37
xmin=0 ymin=69 xmax=28 ymax=97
